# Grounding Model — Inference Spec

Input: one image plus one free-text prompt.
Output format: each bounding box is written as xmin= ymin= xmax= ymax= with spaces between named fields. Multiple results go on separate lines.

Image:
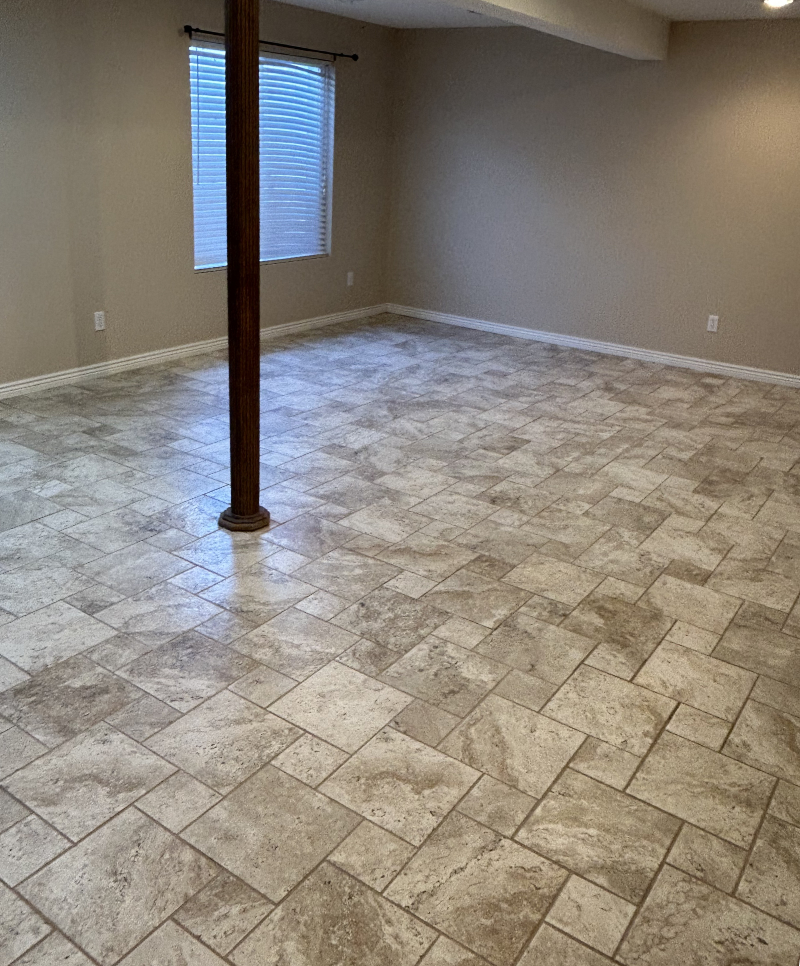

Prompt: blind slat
xmin=190 ymin=45 xmax=335 ymax=269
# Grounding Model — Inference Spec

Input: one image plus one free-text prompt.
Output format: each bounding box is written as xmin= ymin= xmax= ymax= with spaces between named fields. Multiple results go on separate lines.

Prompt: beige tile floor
xmin=0 ymin=312 xmax=799 ymax=965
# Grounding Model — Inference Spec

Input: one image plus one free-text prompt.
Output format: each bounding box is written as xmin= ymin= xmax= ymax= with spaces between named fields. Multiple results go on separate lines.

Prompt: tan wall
xmin=3 ymin=12 xmax=799 ymax=383
xmin=0 ymin=0 xmax=395 ymax=383
xmin=388 ymin=22 xmax=800 ymax=374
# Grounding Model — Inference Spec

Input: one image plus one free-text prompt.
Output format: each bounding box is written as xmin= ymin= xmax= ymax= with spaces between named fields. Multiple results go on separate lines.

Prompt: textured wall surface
xmin=0 ymin=0 xmax=395 ymax=382
xmin=2 ymin=9 xmax=799 ymax=383
xmin=388 ymin=22 xmax=800 ymax=374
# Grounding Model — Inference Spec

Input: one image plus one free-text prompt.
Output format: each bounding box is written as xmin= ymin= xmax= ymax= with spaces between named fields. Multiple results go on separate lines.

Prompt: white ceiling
xmin=629 ymin=0 xmax=800 ymax=18
xmin=275 ymin=0 xmax=506 ymax=29
xmin=276 ymin=0 xmax=800 ymax=28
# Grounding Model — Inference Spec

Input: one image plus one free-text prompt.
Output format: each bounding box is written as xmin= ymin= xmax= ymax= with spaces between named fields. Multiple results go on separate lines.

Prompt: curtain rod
xmin=183 ymin=25 xmax=358 ymax=61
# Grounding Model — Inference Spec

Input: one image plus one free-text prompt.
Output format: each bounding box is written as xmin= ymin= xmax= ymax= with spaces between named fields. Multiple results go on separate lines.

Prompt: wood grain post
xmin=219 ymin=0 xmax=270 ymax=532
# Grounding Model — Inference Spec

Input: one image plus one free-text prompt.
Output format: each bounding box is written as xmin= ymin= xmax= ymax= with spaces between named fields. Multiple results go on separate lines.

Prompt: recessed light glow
xmin=764 ymin=0 xmax=793 ymax=8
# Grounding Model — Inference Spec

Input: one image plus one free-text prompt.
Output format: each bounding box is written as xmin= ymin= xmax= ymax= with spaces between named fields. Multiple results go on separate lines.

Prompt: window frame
xmin=189 ymin=41 xmax=336 ymax=273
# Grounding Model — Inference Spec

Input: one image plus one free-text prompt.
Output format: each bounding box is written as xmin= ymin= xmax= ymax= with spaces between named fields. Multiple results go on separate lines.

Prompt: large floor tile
xmin=198 ymin=566 xmax=315 ymax=623
xmin=505 ymin=553 xmax=604 ymax=606
xmin=177 ymin=528 xmax=276 ymax=577
xmin=545 ymin=875 xmax=636 ymax=956
xmin=617 ymin=866 xmax=800 ymax=965
xmin=0 ymin=880 xmax=51 ymax=965
xmin=146 ymin=690 xmax=300 ymax=793
xmin=78 ymin=543 xmax=192 ymax=596
xmin=707 ymin=559 xmax=800 ymax=612
xmin=328 ymin=820 xmax=415 ymax=892
xmin=130 ymin=469 xmax=220 ymax=505
xmin=386 ymin=812 xmax=567 ymax=966
xmin=519 ymin=924 xmax=614 ymax=966
xmin=713 ymin=624 xmax=800 ymax=687
xmin=634 ymin=640 xmax=755 ymax=721
xmin=0 ymin=655 xmax=139 ymax=746
xmin=0 ymin=523 xmax=82 ymax=576
xmin=738 ymin=816 xmax=800 ymax=929
xmin=380 ymin=638 xmax=506 ymax=716
xmin=0 ymin=602 xmax=115 ymax=672
xmin=378 ymin=533 xmax=477 ymax=581
xmin=182 ymin=765 xmax=359 ymax=900
xmin=412 ymin=492 xmax=494 ymax=529
xmin=321 ymin=728 xmax=478 ymax=844
xmin=332 ymin=587 xmax=450 ymax=652
xmin=423 ymin=570 xmax=530 ymax=629
xmin=576 ymin=530 xmax=668 ymax=588
xmin=516 ymin=770 xmax=679 ymax=902
xmin=628 ymin=731 xmax=774 ymax=847
xmin=0 ymin=490 xmax=60 ymax=534
xmin=0 ymin=563 xmax=93 ymax=618
xmin=63 ymin=508 xmax=168 ymax=554
xmin=117 ymin=631 xmax=255 ymax=712
xmin=96 ymin=584 xmax=222 ymax=644
xmin=666 ymin=823 xmax=747 ymax=894
xmin=265 ymin=514 xmax=357 ymax=557
xmin=10 ymin=933 xmax=93 ymax=966
xmin=543 ymin=665 xmax=675 ymax=756
xmin=118 ymin=921 xmax=227 ymax=965
xmin=4 ymin=723 xmax=175 ymax=840
xmin=20 ymin=809 xmax=215 ymax=965
xmin=231 ymin=862 xmax=436 ymax=966
xmin=476 ymin=613 xmax=594 ymax=686
xmin=234 ymin=607 xmax=358 ymax=680
xmin=440 ymin=694 xmax=584 ymax=796
xmin=563 ymin=594 xmax=673 ymax=679
xmin=640 ymin=575 xmax=740 ymax=634
xmin=724 ymin=699 xmax=800 ymax=785
xmin=270 ymin=662 xmax=413 ymax=752
xmin=341 ymin=505 xmax=428 ymax=543
xmin=0 ymin=728 xmax=46 ymax=780
xmin=173 ymin=870 xmax=273 ymax=955
xmin=639 ymin=525 xmax=731 ymax=572
xmin=294 ymin=549 xmax=399 ymax=600
xmin=454 ymin=519 xmax=547 ymax=567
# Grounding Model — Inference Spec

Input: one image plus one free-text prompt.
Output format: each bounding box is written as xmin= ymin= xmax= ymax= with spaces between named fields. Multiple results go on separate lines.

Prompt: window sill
xmin=194 ymin=252 xmax=330 ymax=273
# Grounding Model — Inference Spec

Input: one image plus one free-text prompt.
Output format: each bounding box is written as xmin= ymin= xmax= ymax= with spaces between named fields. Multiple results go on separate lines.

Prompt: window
xmin=189 ymin=44 xmax=335 ymax=270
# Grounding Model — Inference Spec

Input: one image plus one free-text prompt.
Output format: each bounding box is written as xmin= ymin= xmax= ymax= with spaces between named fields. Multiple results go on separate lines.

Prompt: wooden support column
xmin=219 ymin=0 xmax=270 ymax=532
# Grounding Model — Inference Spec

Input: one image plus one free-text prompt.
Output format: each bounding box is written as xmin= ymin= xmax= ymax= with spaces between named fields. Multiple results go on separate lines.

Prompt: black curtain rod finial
xmin=183 ymin=24 xmax=358 ymax=61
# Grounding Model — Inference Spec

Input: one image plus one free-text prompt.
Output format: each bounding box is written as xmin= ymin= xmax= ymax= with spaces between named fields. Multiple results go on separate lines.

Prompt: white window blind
xmin=189 ymin=44 xmax=335 ymax=270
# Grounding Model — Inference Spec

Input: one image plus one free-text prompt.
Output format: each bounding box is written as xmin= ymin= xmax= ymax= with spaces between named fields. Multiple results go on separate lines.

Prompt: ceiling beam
xmin=446 ymin=0 xmax=670 ymax=60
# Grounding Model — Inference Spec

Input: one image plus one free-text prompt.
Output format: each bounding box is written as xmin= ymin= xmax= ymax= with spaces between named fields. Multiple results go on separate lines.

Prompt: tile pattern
xmin=0 ymin=313 xmax=799 ymax=965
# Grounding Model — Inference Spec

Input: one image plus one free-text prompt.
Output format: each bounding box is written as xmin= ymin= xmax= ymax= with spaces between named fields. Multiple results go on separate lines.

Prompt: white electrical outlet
xmin=94 ymin=311 xmax=106 ymax=332
xmin=346 ymin=271 xmax=354 ymax=287
xmin=707 ymin=315 xmax=719 ymax=333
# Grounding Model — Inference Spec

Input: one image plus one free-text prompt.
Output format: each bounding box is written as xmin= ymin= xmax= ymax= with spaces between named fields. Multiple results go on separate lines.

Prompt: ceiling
xmin=630 ymin=0 xmax=800 ymax=18
xmin=274 ymin=0 xmax=506 ymax=29
xmin=276 ymin=0 xmax=800 ymax=28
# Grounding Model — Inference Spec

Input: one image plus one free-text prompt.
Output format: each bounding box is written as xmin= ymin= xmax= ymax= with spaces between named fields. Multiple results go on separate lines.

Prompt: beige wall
xmin=0 ymin=0 xmax=395 ymax=383
xmin=3 ymin=11 xmax=799 ymax=384
xmin=388 ymin=21 xmax=800 ymax=374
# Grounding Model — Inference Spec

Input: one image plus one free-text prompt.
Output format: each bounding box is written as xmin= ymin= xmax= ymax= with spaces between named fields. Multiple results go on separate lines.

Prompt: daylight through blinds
xmin=190 ymin=45 xmax=335 ymax=269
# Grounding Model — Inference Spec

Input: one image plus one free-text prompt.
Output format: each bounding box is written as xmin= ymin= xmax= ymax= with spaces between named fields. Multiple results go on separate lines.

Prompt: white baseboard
xmin=0 ymin=304 xmax=388 ymax=400
xmin=5 ymin=301 xmax=795 ymax=398
xmin=386 ymin=304 xmax=800 ymax=389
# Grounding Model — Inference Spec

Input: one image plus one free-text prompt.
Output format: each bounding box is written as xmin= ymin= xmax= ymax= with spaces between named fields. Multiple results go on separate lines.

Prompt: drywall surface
xmin=0 ymin=0 xmax=394 ymax=382
xmin=388 ymin=22 xmax=800 ymax=374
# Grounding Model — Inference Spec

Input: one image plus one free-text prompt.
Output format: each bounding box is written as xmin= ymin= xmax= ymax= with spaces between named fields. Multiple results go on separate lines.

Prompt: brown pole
xmin=219 ymin=0 xmax=270 ymax=532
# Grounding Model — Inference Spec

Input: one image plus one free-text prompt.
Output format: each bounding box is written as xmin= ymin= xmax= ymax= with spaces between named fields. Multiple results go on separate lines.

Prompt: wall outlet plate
xmin=346 ymin=271 xmax=354 ymax=287
xmin=94 ymin=311 xmax=106 ymax=331
xmin=707 ymin=315 xmax=719 ymax=333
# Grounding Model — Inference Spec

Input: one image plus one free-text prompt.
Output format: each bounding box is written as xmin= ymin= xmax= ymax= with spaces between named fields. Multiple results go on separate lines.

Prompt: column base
xmin=218 ymin=506 xmax=271 ymax=532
